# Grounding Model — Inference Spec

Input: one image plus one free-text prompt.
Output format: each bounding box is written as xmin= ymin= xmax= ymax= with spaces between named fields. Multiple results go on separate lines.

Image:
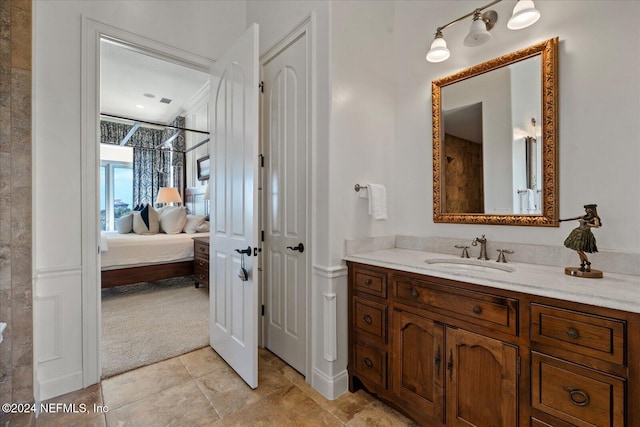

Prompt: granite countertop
xmin=344 ymin=248 xmax=640 ymax=314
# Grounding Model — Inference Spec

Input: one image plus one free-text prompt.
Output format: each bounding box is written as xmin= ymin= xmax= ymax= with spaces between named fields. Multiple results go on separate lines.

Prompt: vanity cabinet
xmin=347 ymin=261 xmax=640 ymax=427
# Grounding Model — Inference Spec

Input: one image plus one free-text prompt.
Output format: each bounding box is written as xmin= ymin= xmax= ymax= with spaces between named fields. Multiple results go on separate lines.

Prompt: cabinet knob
xmin=363 ymin=314 xmax=373 ymax=325
xmin=199 ymin=274 xmax=206 ymax=280
xmin=566 ymin=328 xmax=579 ymax=339
xmin=472 ymin=306 xmax=482 ymax=315
xmin=411 ymin=288 xmax=419 ymax=298
xmin=563 ymin=386 xmax=590 ymax=406
xmin=363 ymin=358 xmax=373 ymax=369
xmin=364 ymin=279 xmax=372 ymax=285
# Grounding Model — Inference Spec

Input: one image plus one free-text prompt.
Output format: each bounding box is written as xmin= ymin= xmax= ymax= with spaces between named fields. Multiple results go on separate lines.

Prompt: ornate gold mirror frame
xmin=432 ymin=37 xmax=559 ymax=226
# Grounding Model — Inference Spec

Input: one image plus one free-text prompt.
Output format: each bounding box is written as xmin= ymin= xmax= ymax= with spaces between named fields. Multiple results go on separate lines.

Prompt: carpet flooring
xmin=101 ymin=276 xmax=209 ymax=378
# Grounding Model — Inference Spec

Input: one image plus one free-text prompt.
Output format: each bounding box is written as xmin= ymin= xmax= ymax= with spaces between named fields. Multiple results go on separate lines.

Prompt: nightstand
xmin=192 ymin=236 xmax=209 ymax=289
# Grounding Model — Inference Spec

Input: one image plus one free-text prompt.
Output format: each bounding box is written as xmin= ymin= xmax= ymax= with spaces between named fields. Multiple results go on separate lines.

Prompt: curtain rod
xmin=100 ymin=113 xmax=210 ymax=136
xmin=101 ymin=143 xmax=185 ymax=154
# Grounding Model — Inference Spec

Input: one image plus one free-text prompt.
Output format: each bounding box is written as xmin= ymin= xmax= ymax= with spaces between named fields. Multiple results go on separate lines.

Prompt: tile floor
xmin=21 ymin=347 xmax=418 ymax=426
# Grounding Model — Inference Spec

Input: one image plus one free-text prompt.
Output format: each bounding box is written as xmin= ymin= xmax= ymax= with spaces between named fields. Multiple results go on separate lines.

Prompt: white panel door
xmin=209 ymin=24 xmax=260 ymax=388
xmin=262 ymin=30 xmax=308 ymax=374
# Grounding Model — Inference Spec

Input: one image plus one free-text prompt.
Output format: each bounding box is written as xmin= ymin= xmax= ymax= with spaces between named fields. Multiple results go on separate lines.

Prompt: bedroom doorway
xmin=260 ymin=18 xmax=312 ymax=377
xmin=98 ymin=35 xmax=213 ymax=378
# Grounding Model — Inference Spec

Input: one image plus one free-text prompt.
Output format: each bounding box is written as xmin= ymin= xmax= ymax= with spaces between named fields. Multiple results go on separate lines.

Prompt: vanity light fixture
xmin=426 ymin=0 xmax=541 ymax=63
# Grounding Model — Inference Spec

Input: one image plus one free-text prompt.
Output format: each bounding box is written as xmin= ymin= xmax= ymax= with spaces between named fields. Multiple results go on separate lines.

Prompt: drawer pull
xmin=411 ymin=288 xmax=419 ymax=298
xmin=199 ymin=274 xmax=206 ymax=280
xmin=363 ymin=314 xmax=373 ymax=325
xmin=364 ymin=279 xmax=372 ymax=285
xmin=363 ymin=358 xmax=373 ymax=369
xmin=566 ymin=328 xmax=579 ymax=339
xmin=198 ymin=260 xmax=206 ymax=266
xmin=447 ymin=350 xmax=454 ymax=381
xmin=435 ymin=345 xmax=441 ymax=376
xmin=563 ymin=386 xmax=590 ymax=407
xmin=472 ymin=305 xmax=482 ymax=314
xmin=199 ymin=246 xmax=207 ymax=252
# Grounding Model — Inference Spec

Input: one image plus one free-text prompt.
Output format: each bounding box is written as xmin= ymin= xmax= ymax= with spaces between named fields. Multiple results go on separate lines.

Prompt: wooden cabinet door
xmin=446 ymin=328 xmax=518 ymax=427
xmin=392 ymin=309 xmax=445 ymax=422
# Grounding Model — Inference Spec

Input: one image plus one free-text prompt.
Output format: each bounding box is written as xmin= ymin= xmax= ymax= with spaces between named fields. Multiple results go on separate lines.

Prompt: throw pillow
xmin=132 ymin=205 xmax=160 ymax=234
xmin=159 ymin=206 xmax=188 ymax=234
xmin=116 ymin=212 xmax=133 ymax=234
xmin=183 ymin=215 xmax=206 ymax=234
xmin=196 ymin=220 xmax=210 ymax=233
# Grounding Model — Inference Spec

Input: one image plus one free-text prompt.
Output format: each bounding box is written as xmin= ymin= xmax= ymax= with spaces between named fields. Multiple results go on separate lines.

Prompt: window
xmin=101 ymin=161 xmax=134 ymax=231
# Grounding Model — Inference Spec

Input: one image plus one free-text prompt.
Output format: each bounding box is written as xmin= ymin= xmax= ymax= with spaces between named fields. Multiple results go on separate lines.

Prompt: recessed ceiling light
xmin=136 ymin=105 xmax=145 ymax=109
xmin=143 ymin=93 xmax=156 ymax=98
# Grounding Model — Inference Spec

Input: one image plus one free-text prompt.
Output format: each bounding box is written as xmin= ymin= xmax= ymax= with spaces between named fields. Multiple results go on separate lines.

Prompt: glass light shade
xmin=464 ymin=17 xmax=491 ymax=47
xmin=508 ymin=0 xmax=541 ymax=30
xmin=156 ymin=187 xmax=182 ymax=204
xmin=426 ymin=35 xmax=450 ymax=63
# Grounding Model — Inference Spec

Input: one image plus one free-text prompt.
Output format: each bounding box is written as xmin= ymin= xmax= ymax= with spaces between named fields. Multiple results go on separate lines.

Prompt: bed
xmin=100 ymin=186 xmax=209 ymax=288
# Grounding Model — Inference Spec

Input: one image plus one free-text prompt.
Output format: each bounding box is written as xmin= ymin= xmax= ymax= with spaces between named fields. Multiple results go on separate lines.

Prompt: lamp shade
xmin=464 ymin=16 xmax=491 ymax=47
xmin=426 ymin=33 xmax=450 ymax=63
xmin=156 ymin=187 xmax=182 ymax=204
xmin=508 ymin=0 xmax=541 ymax=30
xmin=203 ymin=182 xmax=210 ymax=200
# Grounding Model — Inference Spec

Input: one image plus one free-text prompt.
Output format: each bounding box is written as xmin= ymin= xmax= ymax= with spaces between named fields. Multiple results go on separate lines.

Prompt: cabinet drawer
xmin=394 ymin=276 xmax=517 ymax=334
xmin=194 ymin=241 xmax=209 ymax=258
xmin=195 ymin=257 xmax=208 ymax=269
xmin=353 ymin=297 xmax=387 ymax=342
xmin=531 ymin=352 xmax=625 ymax=427
xmin=194 ymin=264 xmax=209 ymax=284
xmin=353 ymin=340 xmax=387 ymax=388
xmin=353 ymin=266 xmax=387 ymax=298
xmin=531 ymin=304 xmax=626 ymax=365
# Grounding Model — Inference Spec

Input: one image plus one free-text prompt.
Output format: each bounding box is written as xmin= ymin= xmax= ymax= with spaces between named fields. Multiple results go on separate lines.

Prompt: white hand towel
xmin=526 ymin=189 xmax=536 ymax=212
xmin=367 ymin=184 xmax=388 ymax=220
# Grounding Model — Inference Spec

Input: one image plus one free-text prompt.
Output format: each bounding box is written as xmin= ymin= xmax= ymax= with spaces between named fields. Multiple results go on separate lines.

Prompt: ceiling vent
xmin=160 ymin=97 xmax=172 ymax=104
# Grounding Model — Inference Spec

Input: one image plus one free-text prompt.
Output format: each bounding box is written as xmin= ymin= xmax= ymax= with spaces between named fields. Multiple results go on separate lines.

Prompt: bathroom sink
xmin=424 ymin=258 xmax=515 ymax=273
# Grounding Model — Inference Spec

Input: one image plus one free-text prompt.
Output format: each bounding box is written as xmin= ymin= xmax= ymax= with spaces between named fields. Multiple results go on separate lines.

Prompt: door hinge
xmin=259 ymin=81 xmax=264 ymax=93
xmin=259 ymin=154 xmax=264 ymax=167
xmin=261 ymin=304 xmax=265 ymax=316
xmin=253 ymin=247 xmax=262 ymax=256
xmin=261 ymin=230 xmax=264 ymax=242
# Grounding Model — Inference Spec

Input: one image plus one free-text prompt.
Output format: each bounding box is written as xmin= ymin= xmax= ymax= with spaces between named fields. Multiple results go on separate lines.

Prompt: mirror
xmin=432 ymin=37 xmax=558 ymax=226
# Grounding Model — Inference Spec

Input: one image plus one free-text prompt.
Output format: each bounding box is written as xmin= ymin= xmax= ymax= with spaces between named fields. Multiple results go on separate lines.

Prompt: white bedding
xmin=101 ymin=231 xmax=210 ymax=270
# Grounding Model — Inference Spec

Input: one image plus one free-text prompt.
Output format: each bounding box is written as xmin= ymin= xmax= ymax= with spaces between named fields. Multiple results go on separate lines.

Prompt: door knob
xmin=286 ymin=243 xmax=305 ymax=253
xmin=235 ymin=246 xmax=252 ymax=255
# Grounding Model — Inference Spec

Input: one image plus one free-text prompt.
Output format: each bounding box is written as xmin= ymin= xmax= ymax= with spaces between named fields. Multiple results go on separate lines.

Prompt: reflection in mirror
xmin=433 ymin=37 xmax=558 ymax=226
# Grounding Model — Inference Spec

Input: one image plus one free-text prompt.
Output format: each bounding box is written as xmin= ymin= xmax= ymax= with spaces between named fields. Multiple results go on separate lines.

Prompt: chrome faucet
xmin=472 ymin=234 xmax=489 ymax=260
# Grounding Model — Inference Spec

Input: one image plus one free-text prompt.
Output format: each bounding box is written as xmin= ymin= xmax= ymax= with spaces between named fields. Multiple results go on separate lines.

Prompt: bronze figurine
xmin=560 ymin=204 xmax=603 ymax=278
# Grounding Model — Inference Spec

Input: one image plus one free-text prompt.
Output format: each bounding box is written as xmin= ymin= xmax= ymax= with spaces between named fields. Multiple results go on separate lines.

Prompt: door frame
xmin=81 ymin=17 xmax=215 ymax=385
xmin=259 ymin=14 xmax=315 ymax=380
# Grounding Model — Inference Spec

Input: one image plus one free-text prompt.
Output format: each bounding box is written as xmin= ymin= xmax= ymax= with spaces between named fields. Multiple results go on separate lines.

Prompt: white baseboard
xmin=311 ymin=367 xmax=349 ymax=400
xmin=36 ymin=370 xmax=83 ymax=402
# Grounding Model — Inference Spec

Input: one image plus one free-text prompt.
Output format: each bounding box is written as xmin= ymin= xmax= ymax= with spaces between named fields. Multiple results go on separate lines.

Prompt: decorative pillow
xmin=183 ymin=215 xmax=206 ymax=234
xmin=132 ymin=205 xmax=160 ymax=234
xmin=196 ymin=220 xmax=210 ymax=233
xmin=116 ymin=213 xmax=133 ymax=234
xmin=159 ymin=206 xmax=188 ymax=234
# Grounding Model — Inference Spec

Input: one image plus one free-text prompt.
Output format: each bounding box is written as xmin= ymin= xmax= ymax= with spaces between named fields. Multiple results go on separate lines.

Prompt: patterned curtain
xmin=100 ymin=117 xmax=187 ymax=206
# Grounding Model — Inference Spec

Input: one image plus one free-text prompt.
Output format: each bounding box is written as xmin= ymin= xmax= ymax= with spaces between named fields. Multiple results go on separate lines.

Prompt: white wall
xmin=33 ymin=0 xmax=245 ymax=400
xmin=394 ymin=0 xmax=640 ymax=252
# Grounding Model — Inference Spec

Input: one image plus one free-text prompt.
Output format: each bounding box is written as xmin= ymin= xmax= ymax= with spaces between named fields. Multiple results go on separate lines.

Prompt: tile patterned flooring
xmin=27 ymin=347 xmax=418 ymax=426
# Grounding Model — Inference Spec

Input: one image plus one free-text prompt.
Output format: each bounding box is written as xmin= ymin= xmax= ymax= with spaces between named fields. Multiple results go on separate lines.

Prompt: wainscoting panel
xmin=312 ymin=264 xmax=349 ymax=399
xmin=34 ymin=267 xmax=84 ymax=401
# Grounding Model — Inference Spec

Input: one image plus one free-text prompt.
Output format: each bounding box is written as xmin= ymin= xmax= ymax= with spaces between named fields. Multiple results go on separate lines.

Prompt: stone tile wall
xmin=0 ymin=0 xmax=33 ymax=420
